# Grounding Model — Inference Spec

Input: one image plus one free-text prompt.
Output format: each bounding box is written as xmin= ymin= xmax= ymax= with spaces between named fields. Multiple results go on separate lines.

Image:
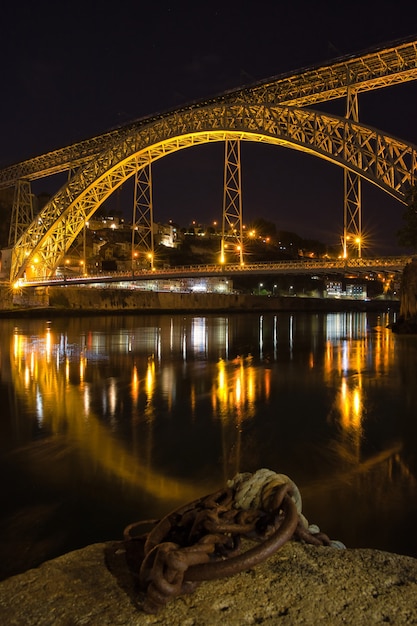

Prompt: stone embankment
xmin=0 ymin=284 xmax=399 ymax=316
xmin=391 ymin=258 xmax=417 ymax=333
xmin=0 ymin=541 xmax=417 ymax=625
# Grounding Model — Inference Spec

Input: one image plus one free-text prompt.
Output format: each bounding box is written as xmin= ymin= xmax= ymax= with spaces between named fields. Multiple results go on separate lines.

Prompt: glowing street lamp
xmin=342 ymin=233 xmax=362 ymax=259
xmin=355 ymin=236 xmax=361 ymax=258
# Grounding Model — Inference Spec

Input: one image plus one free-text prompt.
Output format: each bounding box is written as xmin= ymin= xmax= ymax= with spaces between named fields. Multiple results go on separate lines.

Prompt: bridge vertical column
xmin=221 ymin=139 xmax=244 ymax=265
xmin=132 ymin=162 xmax=154 ymax=271
xmin=8 ymin=180 xmax=34 ymax=246
xmin=343 ymin=87 xmax=362 ymax=258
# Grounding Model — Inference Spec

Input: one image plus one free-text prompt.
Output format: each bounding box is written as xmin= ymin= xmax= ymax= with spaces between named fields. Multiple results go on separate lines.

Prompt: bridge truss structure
xmin=1 ymin=36 xmax=417 ymax=283
xmin=19 ymin=256 xmax=412 ymax=291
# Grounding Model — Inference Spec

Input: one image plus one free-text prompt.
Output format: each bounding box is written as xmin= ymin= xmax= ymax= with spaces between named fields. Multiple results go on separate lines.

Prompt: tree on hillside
xmin=247 ymin=218 xmax=277 ymax=239
xmin=397 ymin=186 xmax=417 ymax=250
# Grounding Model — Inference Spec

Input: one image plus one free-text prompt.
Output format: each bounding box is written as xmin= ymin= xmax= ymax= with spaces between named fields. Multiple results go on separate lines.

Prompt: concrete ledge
xmin=1 ymin=541 xmax=417 ymax=625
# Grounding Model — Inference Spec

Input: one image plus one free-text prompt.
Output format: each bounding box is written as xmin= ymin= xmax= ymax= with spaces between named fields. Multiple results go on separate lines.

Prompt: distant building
xmin=326 ymin=281 xmax=343 ymax=297
xmin=87 ymin=216 xmax=122 ymax=231
xmin=134 ymin=277 xmax=232 ymax=293
xmin=157 ymin=222 xmax=178 ymax=248
xmin=325 ymin=280 xmax=367 ymax=299
xmin=346 ymin=283 xmax=367 ymax=299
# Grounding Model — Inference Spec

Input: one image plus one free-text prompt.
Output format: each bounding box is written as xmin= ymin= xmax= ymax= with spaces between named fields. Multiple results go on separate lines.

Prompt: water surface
xmin=1 ymin=309 xmax=416 ymax=580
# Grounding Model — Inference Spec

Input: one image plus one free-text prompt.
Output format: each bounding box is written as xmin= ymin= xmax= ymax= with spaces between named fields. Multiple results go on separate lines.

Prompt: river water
xmin=1 ymin=309 xmax=417 ymax=580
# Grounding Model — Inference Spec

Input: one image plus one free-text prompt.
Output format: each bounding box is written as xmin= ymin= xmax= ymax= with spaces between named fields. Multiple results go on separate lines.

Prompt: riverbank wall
xmin=391 ymin=258 xmax=417 ymax=333
xmin=0 ymin=284 xmax=399 ymax=317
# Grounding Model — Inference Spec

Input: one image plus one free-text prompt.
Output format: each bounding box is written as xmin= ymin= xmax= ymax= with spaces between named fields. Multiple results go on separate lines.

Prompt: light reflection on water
xmin=1 ymin=310 xmax=417 ymax=580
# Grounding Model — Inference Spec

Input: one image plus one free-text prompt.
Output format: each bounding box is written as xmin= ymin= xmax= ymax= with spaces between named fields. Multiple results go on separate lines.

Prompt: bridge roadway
xmin=16 ymin=256 xmax=414 ymax=288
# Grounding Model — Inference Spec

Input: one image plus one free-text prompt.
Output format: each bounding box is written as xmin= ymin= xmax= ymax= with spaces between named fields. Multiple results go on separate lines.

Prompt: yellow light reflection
xmin=338 ymin=379 xmax=363 ymax=431
xmin=24 ymin=364 xmax=30 ymax=387
xmin=9 ymin=327 xmax=207 ymax=503
xmin=83 ymin=385 xmax=90 ymax=416
xmin=235 ymin=376 xmax=242 ymax=404
xmin=45 ymin=327 xmax=52 ymax=362
xmin=248 ymin=368 xmax=257 ymax=403
xmin=213 ymin=356 xmax=268 ymax=422
xmin=79 ymin=356 xmax=86 ymax=384
xmin=216 ymin=359 xmax=228 ymax=405
xmin=108 ymin=378 xmax=117 ymax=417
xmin=131 ymin=365 xmax=139 ymax=404
xmin=146 ymin=360 xmax=155 ymax=397
xmin=30 ymin=351 xmax=35 ymax=377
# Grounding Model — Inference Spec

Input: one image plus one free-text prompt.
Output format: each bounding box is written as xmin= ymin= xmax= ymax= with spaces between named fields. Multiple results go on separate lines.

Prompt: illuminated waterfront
xmin=1 ymin=310 xmax=417 ymax=580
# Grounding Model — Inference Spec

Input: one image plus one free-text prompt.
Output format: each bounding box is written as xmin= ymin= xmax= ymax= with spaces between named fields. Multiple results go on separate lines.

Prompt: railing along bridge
xmin=18 ymin=256 xmax=413 ymax=289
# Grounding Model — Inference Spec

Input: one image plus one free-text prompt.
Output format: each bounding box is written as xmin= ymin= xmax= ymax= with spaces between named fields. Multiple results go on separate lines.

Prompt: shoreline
xmin=0 ymin=293 xmax=400 ymax=319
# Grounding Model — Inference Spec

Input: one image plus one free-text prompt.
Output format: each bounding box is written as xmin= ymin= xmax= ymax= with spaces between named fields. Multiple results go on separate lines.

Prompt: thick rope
xmin=228 ymin=468 xmax=345 ymax=549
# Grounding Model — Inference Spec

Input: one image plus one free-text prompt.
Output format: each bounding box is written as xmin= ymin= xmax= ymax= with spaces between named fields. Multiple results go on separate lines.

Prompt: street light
xmin=355 ymin=236 xmax=361 ymax=258
xmin=342 ymin=233 xmax=362 ymax=259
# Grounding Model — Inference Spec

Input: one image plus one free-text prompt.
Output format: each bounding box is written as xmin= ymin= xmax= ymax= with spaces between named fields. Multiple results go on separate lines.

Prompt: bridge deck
xmin=14 ymin=257 xmax=413 ymax=288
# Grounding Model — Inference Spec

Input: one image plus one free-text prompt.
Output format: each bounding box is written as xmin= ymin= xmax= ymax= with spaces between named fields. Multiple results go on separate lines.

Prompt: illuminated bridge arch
xmin=11 ymin=103 xmax=417 ymax=281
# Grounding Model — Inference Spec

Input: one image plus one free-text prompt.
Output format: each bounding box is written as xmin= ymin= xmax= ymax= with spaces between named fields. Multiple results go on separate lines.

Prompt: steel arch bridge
xmin=2 ymin=36 xmax=417 ymax=283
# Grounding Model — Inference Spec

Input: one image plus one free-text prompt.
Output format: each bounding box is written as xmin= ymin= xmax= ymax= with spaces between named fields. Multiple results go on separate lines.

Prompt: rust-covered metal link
xmin=123 ymin=469 xmax=344 ymax=614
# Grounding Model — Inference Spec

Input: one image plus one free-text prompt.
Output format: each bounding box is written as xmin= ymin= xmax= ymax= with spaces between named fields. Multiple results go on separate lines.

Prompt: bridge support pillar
xmin=221 ymin=139 xmax=244 ymax=265
xmin=132 ymin=161 xmax=154 ymax=271
xmin=8 ymin=180 xmax=34 ymax=246
xmin=343 ymin=88 xmax=362 ymax=258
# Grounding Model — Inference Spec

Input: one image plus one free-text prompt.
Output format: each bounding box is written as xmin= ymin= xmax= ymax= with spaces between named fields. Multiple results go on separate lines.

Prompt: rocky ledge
xmin=392 ymin=258 xmax=417 ymax=333
xmin=0 ymin=541 xmax=417 ymax=625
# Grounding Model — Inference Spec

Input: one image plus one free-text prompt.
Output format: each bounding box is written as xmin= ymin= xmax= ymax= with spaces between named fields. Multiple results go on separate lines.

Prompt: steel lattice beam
xmin=221 ymin=139 xmax=244 ymax=266
xmin=343 ymin=88 xmax=362 ymax=258
xmin=10 ymin=103 xmax=417 ymax=282
xmin=1 ymin=37 xmax=417 ymax=188
xmin=8 ymin=180 xmax=34 ymax=246
xmin=132 ymin=162 xmax=154 ymax=270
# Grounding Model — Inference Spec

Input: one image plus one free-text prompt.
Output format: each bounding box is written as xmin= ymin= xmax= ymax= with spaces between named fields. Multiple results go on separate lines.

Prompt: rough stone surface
xmin=1 ymin=541 xmax=417 ymax=625
xmin=400 ymin=259 xmax=417 ymax=318
xmin=392 ymin=258 xmax=417 ymax=332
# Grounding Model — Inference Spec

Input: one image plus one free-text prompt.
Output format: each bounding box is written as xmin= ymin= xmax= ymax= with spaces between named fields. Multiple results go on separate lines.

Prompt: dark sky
xmin=2 ymin=0 xmax=417 ymax=254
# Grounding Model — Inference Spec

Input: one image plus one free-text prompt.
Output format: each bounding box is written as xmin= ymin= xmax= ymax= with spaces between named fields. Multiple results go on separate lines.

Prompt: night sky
xmin=2 ymin=0 xmax=417 ymax=254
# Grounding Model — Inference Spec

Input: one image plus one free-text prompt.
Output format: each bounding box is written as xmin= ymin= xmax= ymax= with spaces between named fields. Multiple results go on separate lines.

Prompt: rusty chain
xmin=123 ymin=470 xmax=341 ymax=614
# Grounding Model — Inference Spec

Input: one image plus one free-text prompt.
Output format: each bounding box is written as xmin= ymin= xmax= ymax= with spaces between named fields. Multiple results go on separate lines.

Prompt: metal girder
xmin=132 ymin=162 xmax=154 ymax=270
xmin=20 ymin=256 xmax=413 ymax=288
xmin=10 ymin=103 xmax=417 ymax=282
xmin=241 ymin=37 xmax=417 ymax=107
xmin=343 ymin=88 xmax=362 ymax=258
xmin=1 ymin=37 xmax=417 ymax=188
xmin=8 ymin=180 xmax=34 ymax=246
xmin=221 ymin=140 xmax=244 ymax=266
